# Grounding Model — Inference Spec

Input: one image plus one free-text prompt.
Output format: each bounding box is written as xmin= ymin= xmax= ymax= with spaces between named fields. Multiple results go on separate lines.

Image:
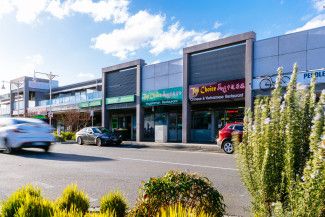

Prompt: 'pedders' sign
xmin=189 ymin=79 xmax=245 ymax=102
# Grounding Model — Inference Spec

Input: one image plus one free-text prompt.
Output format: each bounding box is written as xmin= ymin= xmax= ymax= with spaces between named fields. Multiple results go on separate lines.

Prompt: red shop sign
xmin=189 ymin=79 xmax=245 ymax=102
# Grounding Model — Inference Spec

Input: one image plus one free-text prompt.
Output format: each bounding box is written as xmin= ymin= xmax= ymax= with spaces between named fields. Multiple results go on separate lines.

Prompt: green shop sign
xmin=142 ymin=87 xmax=183 ymax=106
xmin=106 ymin=95 xmax=135 ymax=105
xmin=79 ymin=99 xmax=102 ymax=108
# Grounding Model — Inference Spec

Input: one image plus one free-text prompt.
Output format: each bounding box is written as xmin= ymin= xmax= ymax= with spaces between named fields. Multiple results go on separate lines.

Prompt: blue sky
xmin=0 ymin=0 xmax=324 ymax=94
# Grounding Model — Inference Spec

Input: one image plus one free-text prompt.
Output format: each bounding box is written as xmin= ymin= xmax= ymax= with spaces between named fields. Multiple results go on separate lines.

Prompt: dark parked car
xmin=75 ymin=127 xmax=122 ymax=146
xmin=216 ymin=122 xmax=243 ymax=154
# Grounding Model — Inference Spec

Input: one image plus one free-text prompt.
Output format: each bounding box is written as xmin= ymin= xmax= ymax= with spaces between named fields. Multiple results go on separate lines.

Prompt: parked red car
xmin=216 ymin=122 xmax=243 ymax=154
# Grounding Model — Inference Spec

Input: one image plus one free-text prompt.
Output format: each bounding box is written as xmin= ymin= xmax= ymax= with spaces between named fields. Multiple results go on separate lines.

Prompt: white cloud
xmin=286 ymin=14 xmax=325 ymax=33
xmin=313 ymin=0 xmax=325 ymax=12
xmin=70 ymin=0 xmax=129 ymax=23
xmin=0 ymin=0 xmax=130 ymax=23
xmin=213 ymin=21 xmax=222 ymax=29
xmin=15 ymin=0 xmax=48 ymax=24
xmin=91 ymin=10 xmax=164 ymax=59
xmin=0 ymin=1 xmax=14 ymax=18
xmin=92 ymin=11 xmax=223 ymax=59
xmin=46 ymin=0 xmax=72 ymax=20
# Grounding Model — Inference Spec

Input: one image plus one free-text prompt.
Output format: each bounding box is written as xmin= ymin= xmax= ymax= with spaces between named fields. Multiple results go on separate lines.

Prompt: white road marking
xmin=138 ymin=148 xmax=231 ymax=156
xmin=118 ymin=157 xmax=238 ymax=171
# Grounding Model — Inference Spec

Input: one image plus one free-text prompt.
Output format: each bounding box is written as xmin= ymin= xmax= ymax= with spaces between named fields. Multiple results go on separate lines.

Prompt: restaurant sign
xmin=189 ymin=79 xmax=245 ymax=102
xmin=142 ymin=87 xmax=183 ymax=106
xmin=106 ymin=95 xmax=135 ymax=105
xmin=79 ymin=99 xmax=102 ymax=108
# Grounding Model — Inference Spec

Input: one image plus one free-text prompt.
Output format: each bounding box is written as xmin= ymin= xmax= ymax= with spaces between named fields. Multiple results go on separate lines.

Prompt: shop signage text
xmin=142 ymin=87 xmax=183 ymax=106
xmin=189 ymin=79 xmax=245 ymax=102
xmin=252 ymin=69 xmax=325 ymax=90
xmin=106 ymin=95 xmax=135 ymax=105
xmin=79 ymin=99 xmax=102 ymax=108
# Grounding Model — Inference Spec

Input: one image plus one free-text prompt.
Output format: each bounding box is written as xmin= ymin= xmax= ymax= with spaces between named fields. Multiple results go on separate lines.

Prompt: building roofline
xmin=183 ymin=31 xmax=256 ymax=54
xmin=102 ymin=59 xmax=145 ymax=73
xmin=255 ymin=25 xmax=325 ymax=43
xmin=52 ymin=78 xmax=101 ymax=93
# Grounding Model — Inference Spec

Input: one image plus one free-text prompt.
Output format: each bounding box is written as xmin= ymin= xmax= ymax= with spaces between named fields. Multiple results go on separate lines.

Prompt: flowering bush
xmin=129 ymin=170 xmax=225 ymax=217
xmin=236 ymin=64 xmax=325 ymax=216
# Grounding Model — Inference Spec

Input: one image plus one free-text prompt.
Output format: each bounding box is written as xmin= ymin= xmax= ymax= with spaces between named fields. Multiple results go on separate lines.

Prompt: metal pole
xmin=17 ymin=83 xmax=19 ymax=117
xmin=49 ymin=72 xmax=52 ymax=126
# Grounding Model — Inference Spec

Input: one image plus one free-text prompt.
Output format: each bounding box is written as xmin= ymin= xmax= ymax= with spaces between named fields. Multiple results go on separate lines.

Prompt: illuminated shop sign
xmin=189 ymin=79 xmax=245 ymax=102
xmin=142 ymin=87 xmax=183 ymax=106
xmin=106 ymin=95 xmax=135 ymax=105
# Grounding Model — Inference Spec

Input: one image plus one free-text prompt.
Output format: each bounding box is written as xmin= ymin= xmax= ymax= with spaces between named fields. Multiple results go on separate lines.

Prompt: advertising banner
xmin=106 ymin=95 xmax=135 ymax=105
xmin=142 ymin=87 xmax=183 ymax=106
xmin=79 ymin=99 xmax=102 ymax=108
xmin=189 ymin=79 xmax=245 ymax=102
xmin=252 ymin=69 xmax=325 ymax=90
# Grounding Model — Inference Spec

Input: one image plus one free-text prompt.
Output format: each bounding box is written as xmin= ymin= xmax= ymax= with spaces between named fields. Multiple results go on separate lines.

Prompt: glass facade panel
xmin=192 ymin=111 xmax=211 ymax=130
xmin=144 ymin=113 xmax=154 ymax=141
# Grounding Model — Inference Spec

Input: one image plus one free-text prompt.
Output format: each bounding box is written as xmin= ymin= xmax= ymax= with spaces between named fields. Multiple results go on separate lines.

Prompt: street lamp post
xmin=33 ymin=71 xmax=59 ymax=127
xmin=1 ymin=80 xmax=24 ymax=117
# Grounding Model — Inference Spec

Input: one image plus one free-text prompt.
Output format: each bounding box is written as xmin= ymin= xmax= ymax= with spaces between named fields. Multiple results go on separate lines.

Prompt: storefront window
xmin=155 ymin=113 xmax=167 ymax=125
xmin=192 ymin=111 xmax=211 ymax=129
xmin=144 ymin=113 xmax=154 ymax=141
xmin=224 ymin=108 xmax=244 ymax=123
xmin=111 ymin=117 xmax=118 ymax=129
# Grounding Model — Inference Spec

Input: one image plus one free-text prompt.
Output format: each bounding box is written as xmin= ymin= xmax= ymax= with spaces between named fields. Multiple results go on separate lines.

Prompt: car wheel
xmin=222 ymin=140 xmax=234 ymax=154
xmin=43 ymin=143 xmax=51 ymax=152
xmin=96 ymin=138 xmax=102 ymax=147
xmin=3 ymin=138 xmax=12 ymax=154
xmin=77 ymin=137 xmax=83 ymax=145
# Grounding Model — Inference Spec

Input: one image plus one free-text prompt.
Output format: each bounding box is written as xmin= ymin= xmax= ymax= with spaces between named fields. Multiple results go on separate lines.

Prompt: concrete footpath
xmin=122 ymin=141 xmax=223 ymax=153
xmin=61 ymin=140 xmax=224 ymax=153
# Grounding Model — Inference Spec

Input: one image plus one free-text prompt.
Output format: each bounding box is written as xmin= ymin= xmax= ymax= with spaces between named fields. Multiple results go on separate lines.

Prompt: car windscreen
xmin=234 ymin=125 xmax=244 ymax=131
xmin=92 ymin=128 xmax=102 ymax=134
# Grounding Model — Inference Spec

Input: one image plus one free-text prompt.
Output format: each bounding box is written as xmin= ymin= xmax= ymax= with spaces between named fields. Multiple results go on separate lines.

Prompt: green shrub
xmin=54 ymin=131 xmax=64 ymax=142
xmin=130 ymin=170 xmax=225 ymax=217
xmin=56 ymin=184 xmax=89 ymax=214
xmin=61 ymin=132 xmax=76 ymax=141
xmin=15 ymin=195 xmax=54 ymax=217
xmin=236 ymin=65 xmax=325 ymax=216
xmin=0 ymin=185 xmax=42 ymax=217
xmin=157 ymin=204 xmax=210 ymax=217
xmin=53 ymin=208 xmax=84 ymax=217
xmin=85 ymin=212 xmax=116 ymax=217
xmin=100 ymin=191 xmax=127 ymax=217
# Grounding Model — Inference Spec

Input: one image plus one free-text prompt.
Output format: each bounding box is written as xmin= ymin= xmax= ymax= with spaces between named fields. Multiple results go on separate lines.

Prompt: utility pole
xmin=33 ymin=71 xmax=59 ymax=127
xmin=1 ymin=80 xmax=24 ymax=117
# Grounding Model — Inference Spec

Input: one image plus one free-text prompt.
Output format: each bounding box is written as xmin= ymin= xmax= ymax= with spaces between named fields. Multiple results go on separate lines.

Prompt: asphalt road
xmin=0 ymin=143 xmax=250 ymax=216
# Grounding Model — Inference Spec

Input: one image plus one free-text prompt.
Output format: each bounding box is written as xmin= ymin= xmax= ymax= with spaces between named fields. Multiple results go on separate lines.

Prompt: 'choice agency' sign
xmin=189 ymin=79 xmax=245 ymax=102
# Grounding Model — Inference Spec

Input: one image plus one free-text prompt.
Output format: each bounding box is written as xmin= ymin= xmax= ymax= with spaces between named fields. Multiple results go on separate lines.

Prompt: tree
xmin=56 ymin=110 xmax=91 ymax=131
xmin=236 ymin=64 xmax=324 ymax=216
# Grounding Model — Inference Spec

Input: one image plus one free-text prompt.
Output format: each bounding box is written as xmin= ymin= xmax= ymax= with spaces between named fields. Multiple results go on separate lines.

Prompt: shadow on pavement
xmin=13 ymin=149 xmax=114 ymax=162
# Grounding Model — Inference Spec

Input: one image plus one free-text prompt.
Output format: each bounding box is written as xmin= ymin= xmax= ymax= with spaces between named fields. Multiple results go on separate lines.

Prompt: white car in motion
xmin=0 ymin=118 xmax=55 ymax=153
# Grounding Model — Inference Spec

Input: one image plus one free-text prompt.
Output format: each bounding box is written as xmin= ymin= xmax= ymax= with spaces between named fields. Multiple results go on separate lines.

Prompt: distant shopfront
xmin=189 ymin=79 xmax=245 ymax=142
xmin=141 ymin=59 xmax=183 ymax=143
xmin=142 ymin=87 xmax=183 ymax=142
xmin=102 ymin=60 xmax=144 ymax=141
xmin=182 ymin=32 xmax=255 ymax=143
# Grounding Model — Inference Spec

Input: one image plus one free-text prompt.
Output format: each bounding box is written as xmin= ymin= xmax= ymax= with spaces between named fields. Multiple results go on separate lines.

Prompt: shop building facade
xmin=101 ymin=26 xmax=325 ymax=144
xmin=1 ymin=26 xmax=324 ymax=144
xmin=102 ymin=60 xmax=144 ymax=141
